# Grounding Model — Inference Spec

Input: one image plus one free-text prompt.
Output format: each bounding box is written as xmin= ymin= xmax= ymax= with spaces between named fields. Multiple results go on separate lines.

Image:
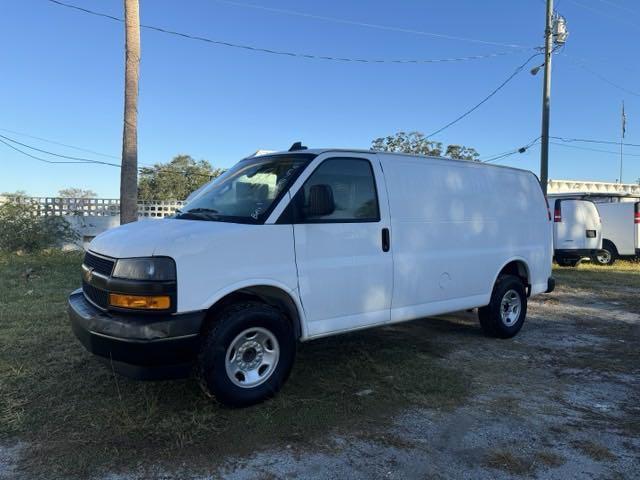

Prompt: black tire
xmin=478 ymin=275 xmax=527 ymax=339
xmin=592 ymin=240 xmax=617 ymax=266
xmin=556 ymin=256 xmax=580 ymax=267
xmin=197 ymin=301 xmax=296 ymax=407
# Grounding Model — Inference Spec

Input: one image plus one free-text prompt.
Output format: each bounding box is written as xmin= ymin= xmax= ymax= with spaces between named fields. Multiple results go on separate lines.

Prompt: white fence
xmin=548 ymin=179 xmax=640 ymax=197
xmin=0 ymin=196 xmax=185 ymax=249
xmin=19 ymin=197 xmax=184 ymax=218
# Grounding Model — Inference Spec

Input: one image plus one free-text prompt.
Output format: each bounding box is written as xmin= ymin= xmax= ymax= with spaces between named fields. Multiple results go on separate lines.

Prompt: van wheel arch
xmin=202 ymin=286 xmax=302 ymax=340
xmin=495 ymin=260 xmax=530 ymax=296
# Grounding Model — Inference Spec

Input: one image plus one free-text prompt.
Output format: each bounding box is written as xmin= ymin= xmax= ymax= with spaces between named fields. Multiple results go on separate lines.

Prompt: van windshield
xmin=176 ymin=154 xmax=314 ymax=223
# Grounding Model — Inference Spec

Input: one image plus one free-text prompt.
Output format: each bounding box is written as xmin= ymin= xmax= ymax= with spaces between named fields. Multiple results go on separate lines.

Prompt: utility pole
xmin=539 ymin=0 xmax=554 ymax=196
xmin=619 ymin=101 xmax=626 ymax=183
xmin=120 ymin=0 xmax=141 ymax=224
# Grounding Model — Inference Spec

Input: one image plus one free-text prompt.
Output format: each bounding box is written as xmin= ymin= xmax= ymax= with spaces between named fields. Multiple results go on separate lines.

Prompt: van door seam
xmin=376 ymin=155 xmax=395 ymax=323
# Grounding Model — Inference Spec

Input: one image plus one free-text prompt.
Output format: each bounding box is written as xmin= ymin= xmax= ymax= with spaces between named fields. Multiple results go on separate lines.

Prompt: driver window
xmin=297 ymin=158 xmax=380 ymax=223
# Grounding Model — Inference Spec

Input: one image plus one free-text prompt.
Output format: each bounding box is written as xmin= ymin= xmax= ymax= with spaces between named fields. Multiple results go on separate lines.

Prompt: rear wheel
xmin=478 ymin=275 xmax=527 ymax=338
xmin=197 ymin=301 xmax=296 ymax=407
xmin=592 ymin=240 xmax=617 ymax=266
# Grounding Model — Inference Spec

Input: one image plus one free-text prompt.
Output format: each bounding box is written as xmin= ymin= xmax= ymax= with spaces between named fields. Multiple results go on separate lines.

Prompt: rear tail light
xmin=635 ymin=203 xmax=640 ymax=224
xmin=554 ymin=200 xmax=562 ymax=223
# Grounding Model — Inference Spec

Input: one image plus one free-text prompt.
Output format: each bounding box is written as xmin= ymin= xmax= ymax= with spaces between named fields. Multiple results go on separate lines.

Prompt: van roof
xmin=261 ymin=148 xmax=537 ymax=177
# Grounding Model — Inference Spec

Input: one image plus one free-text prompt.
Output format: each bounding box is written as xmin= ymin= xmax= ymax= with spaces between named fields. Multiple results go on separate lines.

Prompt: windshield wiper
xmin=175 ymin=207 xmax=221 ymax=221
xmin=185 ymin=207 xmax=220 ymax=214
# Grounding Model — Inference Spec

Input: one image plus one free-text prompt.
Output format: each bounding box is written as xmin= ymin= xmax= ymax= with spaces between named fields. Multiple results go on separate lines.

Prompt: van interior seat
xmin=308 ymin=184 xmax=335 ymax=216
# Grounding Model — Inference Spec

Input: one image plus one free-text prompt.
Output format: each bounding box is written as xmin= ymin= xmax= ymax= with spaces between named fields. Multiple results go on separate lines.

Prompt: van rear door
xmin=578 ymin=201 xmax=602 ymax=251
xmin=554 ymin=199 xmax=585 ymax=250
xmin=554 ymin=199 xmax=601 ymax=251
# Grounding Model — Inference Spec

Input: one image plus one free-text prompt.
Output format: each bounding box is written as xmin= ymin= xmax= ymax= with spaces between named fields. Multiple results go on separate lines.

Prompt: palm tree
xmin=120 ymin=0 xmax=140 ymax=224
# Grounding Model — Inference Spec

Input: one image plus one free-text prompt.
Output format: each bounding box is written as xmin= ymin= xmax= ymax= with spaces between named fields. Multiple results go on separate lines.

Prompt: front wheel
xmin=478 ymin=275 xmax=527 ymax=338
xmin=197 ymin=302 xmax=296 ymax=407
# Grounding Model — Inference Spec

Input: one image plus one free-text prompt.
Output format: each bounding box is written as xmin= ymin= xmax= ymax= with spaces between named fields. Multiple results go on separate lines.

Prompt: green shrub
xmin=0 ymin=200 xmax=78 ymax=252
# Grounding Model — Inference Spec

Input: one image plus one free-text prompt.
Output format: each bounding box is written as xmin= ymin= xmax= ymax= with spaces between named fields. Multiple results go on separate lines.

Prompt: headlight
xmin=112 ymin=257 xmax=176 ymax=281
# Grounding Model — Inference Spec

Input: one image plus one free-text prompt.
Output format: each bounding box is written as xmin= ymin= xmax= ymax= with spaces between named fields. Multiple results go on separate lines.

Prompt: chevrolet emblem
xmin=83 ymin=266 xmax=94 ymax=283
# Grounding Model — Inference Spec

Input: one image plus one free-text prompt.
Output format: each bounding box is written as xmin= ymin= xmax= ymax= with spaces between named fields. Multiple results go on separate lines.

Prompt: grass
xmin=571 ymin=440 xmax=617 ymax=462
xmin=484 ymin=451 xmax=533 ymax=476
xmin=553 ymin=259 xmax=640 ymax=311
xmin=0 ymin=251 xmax=469 ymax=479
xmin=534 ymin=450 xmax=566 ymax=468
xmin=553 ymin=259 xmax=640 ymax=289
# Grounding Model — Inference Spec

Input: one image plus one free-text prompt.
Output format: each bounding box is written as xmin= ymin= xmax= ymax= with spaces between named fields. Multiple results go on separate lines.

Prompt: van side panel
xmin=379 ymin=154 xmax=551 ymax=323
xmin=152 ymin=223 xmax=300 ymax=314
xmin=597 ymin=202 xmax=636 ymax=256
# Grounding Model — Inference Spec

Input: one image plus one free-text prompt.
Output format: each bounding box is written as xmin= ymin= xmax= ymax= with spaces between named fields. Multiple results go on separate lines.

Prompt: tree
xmin=371 ymin=132 xmax=443 ymax=156
xmin=445 ymin=145 xmax=480 ymax=161
xmin=58 ymin=188 xmax=97 ymax=198
xmin=1 ymin=190 xmax=28 ymax=200
xmin=120 ymin=0 xmax=141 ymax=224
xmin=371 ymin=131 xmax=480 ymax=161
xmin=138 ymin=155 xmax=224 ymax=201
xmin=0 ymin=200 xmax=77 ymax=252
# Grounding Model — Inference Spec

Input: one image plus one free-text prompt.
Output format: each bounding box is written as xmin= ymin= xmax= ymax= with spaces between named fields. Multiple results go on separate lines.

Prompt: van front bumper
xmin=68 ymin=289 xmax=206 ymax=379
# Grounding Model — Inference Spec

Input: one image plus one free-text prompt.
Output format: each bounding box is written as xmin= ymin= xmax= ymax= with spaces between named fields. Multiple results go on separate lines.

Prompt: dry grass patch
xmin=572 ymin=440 xmax=616 ymax=462
xmin=534 ymin=450 xmax=566 ymax=468
xmin=485 ymin=450 xmax=533 ymax=476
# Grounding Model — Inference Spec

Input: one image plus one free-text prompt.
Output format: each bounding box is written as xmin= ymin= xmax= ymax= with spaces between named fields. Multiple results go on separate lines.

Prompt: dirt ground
xmin=1 ymin=256 xmax=639 ymax=479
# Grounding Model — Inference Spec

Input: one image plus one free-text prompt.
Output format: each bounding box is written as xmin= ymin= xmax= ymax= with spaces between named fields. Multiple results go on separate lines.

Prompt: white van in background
xmin=68 ymin=145 xmax=554 ymax=406
xmin=552 ymin=198 xmax=603 ymax=267
xmin=593 ymin=200 xmax=640 ymax=265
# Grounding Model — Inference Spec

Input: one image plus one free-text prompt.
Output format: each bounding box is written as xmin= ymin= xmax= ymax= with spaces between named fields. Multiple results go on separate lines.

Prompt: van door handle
xmin=381 ymin=228 xmax=390 ymax=252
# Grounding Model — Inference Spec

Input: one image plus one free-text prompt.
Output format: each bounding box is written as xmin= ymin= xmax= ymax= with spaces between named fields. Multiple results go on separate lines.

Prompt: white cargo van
xmin=68 ymin=146 xmax=554 ymax=406
xmin=592 ymin=201 xmax=640 ymax=265
xmin=552 ymin=198 xmax=602 ymax=267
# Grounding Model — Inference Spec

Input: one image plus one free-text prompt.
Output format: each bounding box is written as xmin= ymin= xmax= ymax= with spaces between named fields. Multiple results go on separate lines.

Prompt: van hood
xmin=88 ymin=218 xmax=252 ymax=258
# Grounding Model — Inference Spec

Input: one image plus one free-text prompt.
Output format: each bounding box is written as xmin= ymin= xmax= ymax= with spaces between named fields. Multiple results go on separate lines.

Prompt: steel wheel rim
xmin=596 ymin=250 xmax=611 ymax=264
xmin=225 ymin=327 xmax=280 ymax=389
xmin=500 ymin=289 xmax=522 ymax=327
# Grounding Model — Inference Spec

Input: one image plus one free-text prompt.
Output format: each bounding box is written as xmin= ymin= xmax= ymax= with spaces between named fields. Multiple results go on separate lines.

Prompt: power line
xmin=426 ymin=52 xmax=542 ymax=139
xmin=0 ymin=127 xmax=120 ymax=159
xmin=0 ymin=133 xmax=215 ymax=178
xmin=0 ymin=134 xmax=121 ymax=166
xmin=564 ymin=0 xmax=640 ymax=30
xmin=0 ymin=137 xmax=105 ymax=165
xmin=481 ymin=137 xmax=540 ymax=163
xmin=563 ymin=54 xmax=640 ymax=97
xmin=551 ymin=135 xmax=640 ymax=148
xmin=594 ymin=0 xmax=640 ymax=15
xmin=550 ymin=141 xmax=640 ymax=156
xmin=46 ymin=0 xmax=522 ymax=65
xmin=211 ymin=0 xmax=534 ymax=50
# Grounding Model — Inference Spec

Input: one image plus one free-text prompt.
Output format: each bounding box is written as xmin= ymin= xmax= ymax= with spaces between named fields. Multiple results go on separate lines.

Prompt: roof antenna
xmin=288 ymin=141 xmax=308 ymax=152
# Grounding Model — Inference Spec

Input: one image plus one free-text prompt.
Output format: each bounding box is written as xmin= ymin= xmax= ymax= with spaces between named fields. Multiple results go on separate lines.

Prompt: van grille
xmin=82 ymin=280 xmax=109 ymax=309
xmin=83 ymin=252 xmax=115 ymax=277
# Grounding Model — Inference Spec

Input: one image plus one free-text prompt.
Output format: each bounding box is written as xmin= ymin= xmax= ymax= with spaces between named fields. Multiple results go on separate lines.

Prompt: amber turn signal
xmin=109 ymin=293 xmax=171 ymax=310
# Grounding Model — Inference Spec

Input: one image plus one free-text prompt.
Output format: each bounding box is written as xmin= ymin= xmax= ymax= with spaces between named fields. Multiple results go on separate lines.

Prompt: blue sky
xmin=1 ymin=0 xmax=639 ymax=197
